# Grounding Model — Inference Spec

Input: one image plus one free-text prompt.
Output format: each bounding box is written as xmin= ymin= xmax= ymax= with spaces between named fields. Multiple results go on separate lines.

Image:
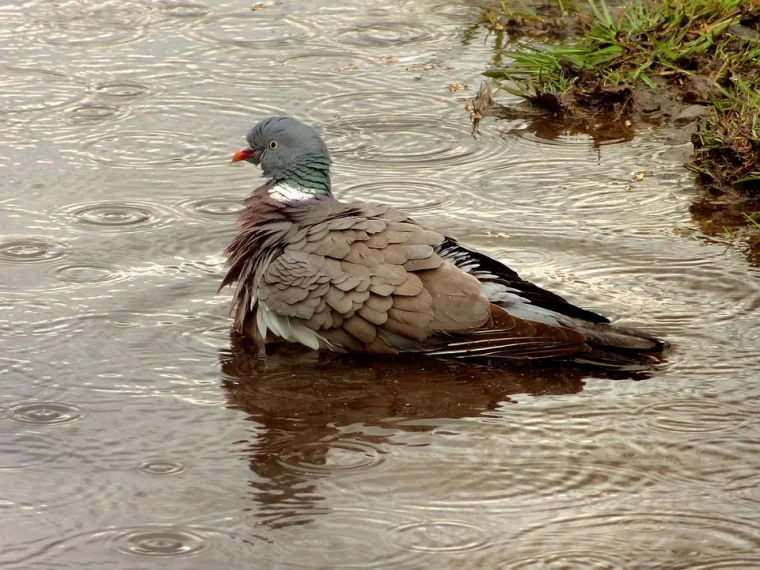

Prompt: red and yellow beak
xmin=232 ymin=147 xmax=258 ymax=164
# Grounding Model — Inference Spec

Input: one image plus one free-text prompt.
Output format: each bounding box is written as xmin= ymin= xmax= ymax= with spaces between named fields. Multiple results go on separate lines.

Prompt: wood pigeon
xmin=221 ymin=116 xmax=667 ymax=369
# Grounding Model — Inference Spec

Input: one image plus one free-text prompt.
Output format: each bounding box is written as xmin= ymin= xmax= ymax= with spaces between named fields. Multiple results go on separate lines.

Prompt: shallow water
xmin=2 ymin=0 xmax=760 ymax=568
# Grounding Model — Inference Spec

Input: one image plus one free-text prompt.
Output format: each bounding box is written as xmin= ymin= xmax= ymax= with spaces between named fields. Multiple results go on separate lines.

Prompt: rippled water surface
xmin=2 ymin=0 xmax=760 ymax=568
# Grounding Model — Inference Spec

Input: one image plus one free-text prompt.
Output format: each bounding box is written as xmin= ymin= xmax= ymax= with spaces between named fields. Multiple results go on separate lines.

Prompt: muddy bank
xmin=477 ymin=1 xmax=760 ymax=231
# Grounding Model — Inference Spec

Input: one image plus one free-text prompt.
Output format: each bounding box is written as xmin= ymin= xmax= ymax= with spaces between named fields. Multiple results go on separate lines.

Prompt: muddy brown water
xmin=2 ymin=1 xmax=760 ymax=568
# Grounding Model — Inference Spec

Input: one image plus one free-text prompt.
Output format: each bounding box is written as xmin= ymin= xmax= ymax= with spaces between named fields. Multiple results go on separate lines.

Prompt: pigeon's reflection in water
xmin=219 ymin=332 xmax=650 ymax=528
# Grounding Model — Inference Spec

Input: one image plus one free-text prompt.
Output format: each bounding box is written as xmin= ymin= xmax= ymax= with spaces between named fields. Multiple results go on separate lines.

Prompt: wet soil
xmin=471 ymin=75 xmax=701 ymax=152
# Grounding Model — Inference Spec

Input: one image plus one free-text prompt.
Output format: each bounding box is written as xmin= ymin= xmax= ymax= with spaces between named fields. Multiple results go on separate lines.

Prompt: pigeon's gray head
xmin=232 ymin=116 xmax=331 ymax=182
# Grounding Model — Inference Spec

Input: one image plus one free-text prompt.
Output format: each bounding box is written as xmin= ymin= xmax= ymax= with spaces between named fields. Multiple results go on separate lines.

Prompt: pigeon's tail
xmin=567 ymin=321 xmax=669 ymax=370
xmin=576 ymin=321 xmax=668 ymax=352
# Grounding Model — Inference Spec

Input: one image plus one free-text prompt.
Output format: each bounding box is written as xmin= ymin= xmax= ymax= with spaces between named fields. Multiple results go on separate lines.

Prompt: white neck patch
xmin=268 ymin=180 xmax=315 ymax=202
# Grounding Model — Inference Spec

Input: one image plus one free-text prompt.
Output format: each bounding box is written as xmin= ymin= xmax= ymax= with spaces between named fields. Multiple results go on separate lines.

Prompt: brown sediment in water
xmin=469 ymin=77 xmax=696 ymax=148
xmin=480 ymin=2 xmax=591 ymax=40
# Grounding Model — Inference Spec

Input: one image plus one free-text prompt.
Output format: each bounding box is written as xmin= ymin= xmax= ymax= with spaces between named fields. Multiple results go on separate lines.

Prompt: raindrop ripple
xmin=138 ymin=460 xmax=186 ymax=475
xmin=391 ymin=520 xmax=490 ymax=553
xmin=8 ymin=402 xmax=85 ymax=425
xmin=0 ymin=237 xmax=68 ymax=264
xmin=62 ymin=201 xmax=173 ymax=232
xmin=113 ymin=527 xmax=207 ymax=557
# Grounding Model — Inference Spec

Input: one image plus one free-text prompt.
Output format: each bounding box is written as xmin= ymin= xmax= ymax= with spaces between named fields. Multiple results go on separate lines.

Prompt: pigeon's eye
xmin=268 ymin=140 xmax=279 ymax=150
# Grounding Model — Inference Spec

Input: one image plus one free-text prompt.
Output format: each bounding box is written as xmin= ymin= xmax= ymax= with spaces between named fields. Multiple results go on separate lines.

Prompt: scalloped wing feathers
xmin=222 ymin=191 xmax=601 ymax=361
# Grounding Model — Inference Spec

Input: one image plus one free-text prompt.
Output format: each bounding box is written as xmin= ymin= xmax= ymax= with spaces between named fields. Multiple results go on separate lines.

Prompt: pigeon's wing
xmin=255 ymin=211 xmax=485 ymax=352
xmin=435 ymin=237 xmax=610 ymax=324
xmin=435 ymin=237 xmax=665 ymax=353
xmin=252 ymin=207 xmax=593 ymax=360
xmin=335 ymin=207 xmax=610 ymax=325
